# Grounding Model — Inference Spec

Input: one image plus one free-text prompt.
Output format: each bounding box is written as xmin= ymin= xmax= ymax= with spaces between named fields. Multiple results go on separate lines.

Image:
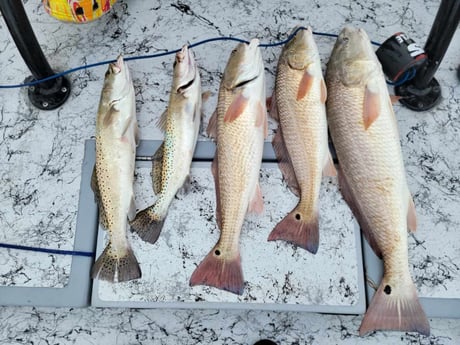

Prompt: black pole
xmin=395 ymin=0 xmax=460 ymax=111
xmin=0 ymin=0 xmax=71 ymax=110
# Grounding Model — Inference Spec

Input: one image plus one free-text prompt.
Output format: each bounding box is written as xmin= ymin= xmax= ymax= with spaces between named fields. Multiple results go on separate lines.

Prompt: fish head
xmin=173 ymin=45 xmax=199 ymax=95
xmin=103 ymin=55 xmax=132 ymax=97
xmin=282 ymin=26 xmax=319 ymax=70
xmin=223 ymin=38 xmax=263 ymax=90
xmin=329 ymin=27 xmax=375 ymax=67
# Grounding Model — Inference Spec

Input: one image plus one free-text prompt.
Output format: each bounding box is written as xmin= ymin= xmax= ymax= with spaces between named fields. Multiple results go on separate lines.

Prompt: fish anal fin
xmin=297 ymin=70 xmax=314 ymax=101
xmin=320 ymin=78 xmax=327 ymax=104
xmin=224 ymin=93 xmax=249 ymax=123
xmin=359 ymin=279 xmax=430 ymax=336
xmin=363 ymin=85 xmax=380 ymax=130
xmin=407 ymin=195 xmax=417 ymax=232
xmin=272 ymin=128 xmax=300 ymax=197
xmin=206 ymin=110 xmax=218 ymax=139
xmin=189 ymin=247 xmax=244 ymax=295
xmin=268 ymin=207 xmax=319 ymax=254
xmin=248 ymin=183 xmax=264 ymax=214
xmin=337 ymin=166 xmax=382 ymax=258
xmin=151 ymin=143 xmax=164 ymax=194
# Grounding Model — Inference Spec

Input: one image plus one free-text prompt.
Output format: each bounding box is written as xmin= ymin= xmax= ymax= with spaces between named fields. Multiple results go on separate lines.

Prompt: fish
xmin=189 ymin=38 xmax=267 ymax=295
xmin=130 ymin=45 xmax=202 ymax=244
xmin=267 ymin=26 xmax=335 ymax=254
xmin=91 ymin=55 xmax=141 ymax=282
xmin=325 ymin=27 xmax=429 ymax=336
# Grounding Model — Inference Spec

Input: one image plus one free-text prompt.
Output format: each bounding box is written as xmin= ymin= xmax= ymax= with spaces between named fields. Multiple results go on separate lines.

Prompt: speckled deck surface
xmin=0 ymin=0 xmax=459 ymax=343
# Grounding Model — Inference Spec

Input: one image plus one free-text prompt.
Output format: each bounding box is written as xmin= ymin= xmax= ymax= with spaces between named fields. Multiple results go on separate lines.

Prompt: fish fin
xmin=407 ymin=195 xmax=417 ymax=232
xmin=390 ymin=94 xmax=402 ymax=104
xmin=134 ymin=121 xmax=140 ymax=146
xmin=90 ymin=166 xmax=100 ymax=203
xmin=322 ymin=152 xmax=337 ymax=177
xmin=320 ymin=78 xmax=327 ymax=104
xmin=297 ymin=70 xmax=314 ymax=101
xmin=151 ymin=143 xmax=164 ymax=195
xmin=359 ymin=279 xmax=430 ymax=336
xmin=206 ymin=110 xmax=218 ymax=139
xmin=211 ymin=154 xmax=222 ymax=229
xmin=130 ymin=206 xmax=165 ymax=244
xmin=268 ymin=93 xmax=280 ymax=121
xmin=337 ymin=166 xmax=383 ymax=258
xmin=176 ymin=175 xmax=192 ymax=197
xmin=268 ymin=207 xmax=319 ymax=254
xmin=272 ymin=128 xmax=300 ymax=197
xmin=363 ymin=85 xmax=381 ymax=130
xmin=128 ymin=196 xmax=136 ymax=222
xmin=103 ymin=104 xmax=120 ymax=128
xmin=224 ymin=93 xmax=248 ymax=123
xmin=248 ymin=182 xmax=264 ymax=214
xmin=91 ymin=243 xmax=141 ymax=282
xmin=255 ymin=101 xmax=268 ymax=138
xmin=156 ymin=108 xmax=168 ymax=132
xmin=189 ymin=247 xmax=244 ymax=295
xmin=202 ymin=91 xmax=212 ymax=102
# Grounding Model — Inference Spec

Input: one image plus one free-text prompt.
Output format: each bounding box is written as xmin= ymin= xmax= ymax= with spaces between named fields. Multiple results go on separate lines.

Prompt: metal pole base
xmin=26 ymin=76 xmax=71 ymax=110
xmin=395 ymin=77 xmax=441 ymax=112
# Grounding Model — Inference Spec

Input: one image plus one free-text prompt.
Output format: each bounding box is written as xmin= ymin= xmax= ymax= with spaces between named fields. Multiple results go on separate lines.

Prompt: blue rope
xmin=0 ymin=28 xmax=381 ymax=89
xmin=0 ymin=242 xmax=94 ymax=257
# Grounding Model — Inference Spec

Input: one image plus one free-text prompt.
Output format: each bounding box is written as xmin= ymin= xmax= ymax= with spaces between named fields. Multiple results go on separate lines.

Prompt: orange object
xmin=42 ymin=0 xmax=117 ymax=23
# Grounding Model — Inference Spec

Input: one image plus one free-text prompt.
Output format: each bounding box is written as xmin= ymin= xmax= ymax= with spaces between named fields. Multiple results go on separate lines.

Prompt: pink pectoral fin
xmin=363 ymin=86 xmax=381 ymax=130
xmin=207 ymin=110 xmax=218 ymax=139
xmin=320 ymin=78 xmax=327 ymax=104
xmin=224 ymin=94 xmax=248 ymax=123
xmin=255 ymin=101 xmax=268 ymax=138
xmin=297 ymin=71 xmax=314 ymax=101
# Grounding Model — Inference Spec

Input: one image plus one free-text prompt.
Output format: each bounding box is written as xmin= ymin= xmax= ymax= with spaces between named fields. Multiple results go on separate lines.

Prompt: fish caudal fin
xmin=189 ymin=248 xmax=244 ymax=295
xmin=268 ymin=208 xmax=319 ymax=254
xmin=130 ymin=206 xmax=165 ymax=244
xmin=359 ymin=279 xmax=430 ymax=336
xmin=91 ymin=243 xmax=141 ymax=282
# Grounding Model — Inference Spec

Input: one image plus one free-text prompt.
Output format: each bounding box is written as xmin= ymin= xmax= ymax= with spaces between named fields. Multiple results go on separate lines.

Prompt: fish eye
xmin=342 ymin=36 xmax=349 ymax=43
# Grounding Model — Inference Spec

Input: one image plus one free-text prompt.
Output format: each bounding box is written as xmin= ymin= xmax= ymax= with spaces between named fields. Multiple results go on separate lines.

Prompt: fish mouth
xmin=174 ymin=45 xmax=197 ymax=94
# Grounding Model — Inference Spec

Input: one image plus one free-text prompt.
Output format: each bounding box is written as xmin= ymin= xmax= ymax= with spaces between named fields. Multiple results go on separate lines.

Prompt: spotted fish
xmin=130 ymin=45 xmax=202 ymax=244
xmin=91 ymin=55 xmax=140 ymax=282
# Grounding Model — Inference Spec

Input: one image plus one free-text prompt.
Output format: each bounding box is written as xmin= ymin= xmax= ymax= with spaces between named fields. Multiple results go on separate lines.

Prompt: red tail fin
xmin=268 ymin=209 xmax=319 ymax=254
xmin=189 ymin=247 xmax=244 ymax=295
xmin=359 ymin=278 xmax=430 ymax=336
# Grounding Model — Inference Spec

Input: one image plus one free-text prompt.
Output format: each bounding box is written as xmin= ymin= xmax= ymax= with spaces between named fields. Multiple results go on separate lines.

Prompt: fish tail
xmin=91 ymin=242 xmax=141 ymax=282
xmin=268 ymin=208 xmax=319 ymax=254
xmin=189 ymin=247 xmax=244 ymax=295
xmin=130 ymin=206 xmax=165 ymax=244
xmin=359 ymin=278 xmax=430 ymax=336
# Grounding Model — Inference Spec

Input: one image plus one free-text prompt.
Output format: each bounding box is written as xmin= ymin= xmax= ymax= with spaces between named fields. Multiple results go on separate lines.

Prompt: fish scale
xmin=189 ymin=39 xmax=266 ymax=295
xmin=267 ymin=27 xmax=333 ymax=254
xmin=326 ymin=26 xmax=429 ymax=336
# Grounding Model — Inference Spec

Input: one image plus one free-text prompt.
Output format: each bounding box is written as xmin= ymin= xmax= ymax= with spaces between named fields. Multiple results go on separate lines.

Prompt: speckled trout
xmin=189 ymin=39 xmax=267 ymax=295
xmin=268 ymin=27 xmax=335 ymax=254
xmin=130 ymin=45 xmax=202 ymax=244
xmin=326 ymin=27 xmax=429 ymax=336
xmin=91 ymin=55 xmax=140 ymax=282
